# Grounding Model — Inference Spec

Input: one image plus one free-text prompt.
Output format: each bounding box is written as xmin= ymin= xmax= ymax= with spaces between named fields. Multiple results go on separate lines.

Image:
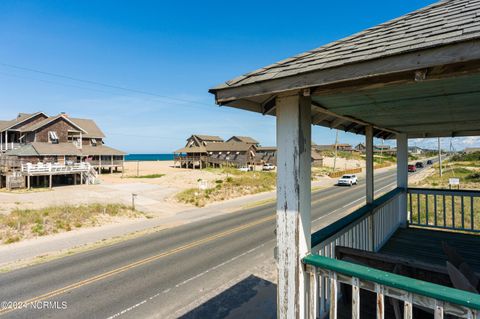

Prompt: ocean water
xmin=125 ymin=154 xmax=174 ymax=161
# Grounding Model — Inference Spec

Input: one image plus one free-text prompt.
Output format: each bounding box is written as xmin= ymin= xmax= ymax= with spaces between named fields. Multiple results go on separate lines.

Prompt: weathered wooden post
xmin=396 ymin=133 xmax=408 ymax=227
xmin=276 ymin=93 xmax=311 ymax=319
xmin=365 ymin=126 xmax=375 ymax=251
xmin=365 ymin=126 xmax=374 ymax=204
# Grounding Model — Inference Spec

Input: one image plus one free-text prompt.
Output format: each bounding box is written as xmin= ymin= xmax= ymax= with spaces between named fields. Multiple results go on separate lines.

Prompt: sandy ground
xmin=0 ymin=161 xmax=224 ymax=217
xmin=322 ymin=156 xmax=364 ymax=170
xmin=0 ymin=161 xmax=276 ymax=218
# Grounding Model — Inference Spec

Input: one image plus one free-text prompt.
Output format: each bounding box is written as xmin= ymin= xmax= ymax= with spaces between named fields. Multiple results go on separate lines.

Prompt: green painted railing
xmin=304 ymin=254 xmax=480 ymax=319
xmin=311 ymin=187 xmax=404 ymax=247
xmin=304 ymin=254 xmax=480 ymax=310
xmin=408 ymin=187 xmax=480 ymax=233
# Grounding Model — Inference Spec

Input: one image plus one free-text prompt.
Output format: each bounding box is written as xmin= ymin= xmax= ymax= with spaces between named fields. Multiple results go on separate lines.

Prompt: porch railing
xmin=1 ymin=143 xmax=23 ymax=152
xmin=304 ymin=254 xmax=480 ymax=319
xmin=408 ymin=188 xmax=480 ymax=233
xmin=309 ymin=187 xmax=404 ymax=317
xmin=21 ymin=162 xmax=91 ymax=174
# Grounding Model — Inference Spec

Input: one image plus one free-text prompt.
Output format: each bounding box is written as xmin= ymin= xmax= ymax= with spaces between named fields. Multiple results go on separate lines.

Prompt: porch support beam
xmin=396 ymin=133 xmax=408 ymax=227
xmin=276 ymin=94 xmax=311 ymax=319
xmin=365 ymin=126 xmax=374 ymax=204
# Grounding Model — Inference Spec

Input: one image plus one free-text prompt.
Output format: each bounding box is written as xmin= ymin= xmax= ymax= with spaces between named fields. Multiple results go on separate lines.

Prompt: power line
xmin=0 ymin=62 xmax=215 ymax=107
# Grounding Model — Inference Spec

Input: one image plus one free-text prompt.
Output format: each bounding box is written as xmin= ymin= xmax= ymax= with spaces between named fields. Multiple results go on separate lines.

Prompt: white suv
xmin=337 ymin=174 xmax=358 ymax=186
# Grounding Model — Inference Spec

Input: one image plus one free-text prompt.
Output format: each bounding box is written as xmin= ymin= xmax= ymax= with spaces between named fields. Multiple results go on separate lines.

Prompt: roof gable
xmin=227 ymin=136 xmax=259 ymax=144
xmin=191 ymin=134 xmax=224 ymax=142
xmin=0 ymin=112 xmax=48 ymax=131
xmin=69 ymin=118 xmax=105 ymax=138
xmin=20 ymin=115 xmax=87 ymax=133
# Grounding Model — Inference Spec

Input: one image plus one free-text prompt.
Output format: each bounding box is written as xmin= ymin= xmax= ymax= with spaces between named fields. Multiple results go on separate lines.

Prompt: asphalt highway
xmin=0 ymin=167 xmax=413 ymax=319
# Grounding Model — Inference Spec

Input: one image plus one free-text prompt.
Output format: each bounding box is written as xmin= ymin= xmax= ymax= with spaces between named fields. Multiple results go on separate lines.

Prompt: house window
xmin=48 ymin=131 xmax=59 ymax=144
xmin=91 ymin=139 xmax=97 ymax=146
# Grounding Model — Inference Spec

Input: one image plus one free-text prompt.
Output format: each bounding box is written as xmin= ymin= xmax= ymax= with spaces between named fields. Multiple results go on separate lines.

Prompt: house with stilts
xmin=0 ymin=112 xmax=125 ymax=189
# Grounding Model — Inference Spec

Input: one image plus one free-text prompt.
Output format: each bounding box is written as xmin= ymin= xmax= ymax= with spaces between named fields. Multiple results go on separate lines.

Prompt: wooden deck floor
xmin=337 ymin=227 xmax=480 ymax=318
xmin=380 ymin=227 xmax=480 ymax=273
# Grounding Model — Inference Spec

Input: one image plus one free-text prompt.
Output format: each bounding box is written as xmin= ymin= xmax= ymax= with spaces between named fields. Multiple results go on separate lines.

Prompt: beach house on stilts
xmin=210 ymin=0 xmax=480 ymax=317
xmin=0 ymin=112 xmax=125 ymax=189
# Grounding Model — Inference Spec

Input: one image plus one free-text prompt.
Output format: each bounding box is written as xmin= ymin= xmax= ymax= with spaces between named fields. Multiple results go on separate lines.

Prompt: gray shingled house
xmin=0 ymin=112 xmax=125 ymax=189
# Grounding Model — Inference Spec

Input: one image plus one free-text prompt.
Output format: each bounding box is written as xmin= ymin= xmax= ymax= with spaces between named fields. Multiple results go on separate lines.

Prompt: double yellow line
xmin=0 ymin=214 xmax=275 ymax=316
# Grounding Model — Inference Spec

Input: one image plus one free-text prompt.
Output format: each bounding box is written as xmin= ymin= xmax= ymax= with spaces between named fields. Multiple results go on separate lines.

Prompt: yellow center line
xmin=0 ymin=214 xmax=275 ymax=316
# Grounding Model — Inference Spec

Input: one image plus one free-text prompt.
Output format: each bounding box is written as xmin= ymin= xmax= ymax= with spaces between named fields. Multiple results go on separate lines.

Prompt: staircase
xmin=82 ymin=164 xmax=99 ymax=185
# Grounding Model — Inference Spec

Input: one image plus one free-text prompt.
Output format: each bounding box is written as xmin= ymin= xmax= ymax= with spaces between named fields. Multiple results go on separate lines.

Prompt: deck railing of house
xmin=1 ymin=143 xmax=22 ymax=152
xmin=309 ymin=188 xmax=404 ymax=317
xmin=408 ymin=188 xmax=480 ymax=233
xmin=304 ymin=254 xmax=480 ymax=319
xmin=21 ymin=162 xmax=91 ymax=174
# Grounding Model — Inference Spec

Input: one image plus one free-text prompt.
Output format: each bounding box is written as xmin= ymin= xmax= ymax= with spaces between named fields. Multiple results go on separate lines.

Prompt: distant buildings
xmin=174 ymin=134 xmax=258 ymax=169
xmin=464 ymin=147 xmax=480 ymax=154
xmin=174 ymin=134 xmax=324 ymax=169
xmin=408 ymin=146 xmax=424 ymax=155
xmin=313 ymin=143 xmax=353 ymax=152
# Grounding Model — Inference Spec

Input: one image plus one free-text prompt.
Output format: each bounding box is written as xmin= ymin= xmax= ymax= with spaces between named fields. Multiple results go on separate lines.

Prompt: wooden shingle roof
xmin=20 ymin=114 xmax=87 ymax=133
xmin=227 ymin=136 xmax=259 ymax=144
xmin=69 ymin=118 xmax=106 ymax=138
xmin=6 ymin=143 xmax=125 ymax=156
xmin=205 ymin=142 xmax=254 ymax=152
xmin=192 ymin=135 xmax=224 ymax=142
xmin=212 ymin=0 xmax=480 ymax=91
xmin=0 ymin=112 xmax=47 ymax=132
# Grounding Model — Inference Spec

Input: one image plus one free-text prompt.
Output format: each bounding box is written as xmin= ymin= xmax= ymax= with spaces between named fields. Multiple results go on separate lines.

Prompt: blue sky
xmin=0 ymin=0 xmax=476 ymax=153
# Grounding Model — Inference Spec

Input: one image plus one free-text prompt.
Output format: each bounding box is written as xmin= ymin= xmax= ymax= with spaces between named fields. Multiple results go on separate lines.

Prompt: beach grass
xmin=0 ymin=203 xmax=144 ymax=244
xmin=176 ymin=168 xmax=276 ymax=207
xmin=413 ymin=163 xmax=480 ymax=189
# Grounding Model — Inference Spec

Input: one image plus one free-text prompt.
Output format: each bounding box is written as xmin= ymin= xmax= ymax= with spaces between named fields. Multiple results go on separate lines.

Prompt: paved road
xmin=0 ymin=166 xmax=425 ymax=319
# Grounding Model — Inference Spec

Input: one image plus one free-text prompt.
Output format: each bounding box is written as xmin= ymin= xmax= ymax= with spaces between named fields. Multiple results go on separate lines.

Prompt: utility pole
xmin=333 ymin=129 xmax=339 ymax=171
xmin=438 ymin=137 xmax=443 ymax=177
xmin=380 ymin=139 xmax=384 ymax=163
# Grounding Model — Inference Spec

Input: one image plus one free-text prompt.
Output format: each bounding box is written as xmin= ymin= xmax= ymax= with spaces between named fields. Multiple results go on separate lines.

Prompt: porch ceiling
xmin=311 ymin=72 xmax=480 ymax=139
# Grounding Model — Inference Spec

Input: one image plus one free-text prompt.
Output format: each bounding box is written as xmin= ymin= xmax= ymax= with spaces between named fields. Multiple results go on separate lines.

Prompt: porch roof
xmin=209 ymin=0 xmax=480 ymax=139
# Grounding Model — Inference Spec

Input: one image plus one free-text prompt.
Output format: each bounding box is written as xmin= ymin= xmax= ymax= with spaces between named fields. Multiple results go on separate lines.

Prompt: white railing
xmin=21 ymin=162 xmax=91 ymax=174
xmin=1 ymin=143 xmax=22 ymax=152
xmin=309 ymin=188 xmax=404 ymax=318
xmin=304 ymin=255 xmax=480 ymax=319
xmin=408 ymin=188 xmax=480 ymax=233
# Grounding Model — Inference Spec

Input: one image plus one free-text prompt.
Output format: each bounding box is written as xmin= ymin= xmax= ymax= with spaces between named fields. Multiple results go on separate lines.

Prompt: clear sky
xmin=0 ymin=0 xmax=477 ymax=153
